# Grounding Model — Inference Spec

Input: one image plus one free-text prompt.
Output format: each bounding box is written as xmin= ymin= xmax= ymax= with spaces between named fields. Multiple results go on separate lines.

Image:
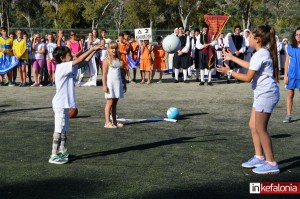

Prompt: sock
xmin=255 ymin=155 xmax=265 ymax=160
xmin=175 ymin=68 xmax=179 ymax=80
xmin=200 ymin=69 xmax=205 ymax=82
xmin=183 ymin=69 xmax=187 ymax=81
xmin=187 ymin=67 xmax=192 ymax=76
xmin=59 ymin=133 xmax=67 ymax=152
xmin=196 ymin=69 xmax=199 ymax=79
xmin=208 ymin=70 xmax=211 ymax=82
xmin=266 ymin=161 xmax=277 ymax=166
xmin=52 ymin=132 xmax=61 ymax=155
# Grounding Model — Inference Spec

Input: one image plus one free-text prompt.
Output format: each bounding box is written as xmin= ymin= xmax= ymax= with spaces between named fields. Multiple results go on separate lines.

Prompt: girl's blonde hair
xmin=106 ymin=41 xmax=123 ymax=68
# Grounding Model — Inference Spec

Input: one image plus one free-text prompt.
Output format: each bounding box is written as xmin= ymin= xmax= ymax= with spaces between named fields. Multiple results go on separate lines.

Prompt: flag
xmin=0 ymin=55 xmax=19 ymax=75
xmin=204 ymin=15 xmax=230 ymax=68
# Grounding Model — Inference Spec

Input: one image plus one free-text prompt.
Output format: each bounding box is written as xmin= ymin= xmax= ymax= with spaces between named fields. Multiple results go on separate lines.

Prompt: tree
xmin=166 ymin=0 xmax=201 ymax=30
xmin=81 ymin=0 xmax=110 ymax=29
xmin=125 ymin=0 xmax=166 ymax=29
xmin=14 ymin=0 xmax=41 ymax=36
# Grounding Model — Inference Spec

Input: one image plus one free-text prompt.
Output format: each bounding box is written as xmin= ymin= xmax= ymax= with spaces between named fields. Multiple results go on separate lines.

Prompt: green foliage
xmin=1 ymin=0 xmax=299 ymax=32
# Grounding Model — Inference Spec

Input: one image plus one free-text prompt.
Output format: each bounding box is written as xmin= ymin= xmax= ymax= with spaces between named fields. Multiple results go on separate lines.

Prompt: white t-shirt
xmin=33 ymin=42 xmax=45 ymax=59
xmin=249 ymin=48 xmax=279 ymax=98
xmin=52 ymin=61 xmax=76 ymax=108
xmin=46 ymin=42 xmax=57 ymax=60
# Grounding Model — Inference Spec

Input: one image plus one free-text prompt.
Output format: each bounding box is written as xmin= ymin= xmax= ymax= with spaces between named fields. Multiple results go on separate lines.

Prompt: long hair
xmin=291 ymin=27 xmax=300 ymax=48
xmin=106 ymin=41 xmax=120 ymax=67
xmin=251 ymin=25 xmax=279 ymax=82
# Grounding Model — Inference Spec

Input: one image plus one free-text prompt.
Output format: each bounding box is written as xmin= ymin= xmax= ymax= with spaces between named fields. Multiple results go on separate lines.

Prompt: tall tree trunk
xmin=92 ymin=18 xmax=94 ymax=30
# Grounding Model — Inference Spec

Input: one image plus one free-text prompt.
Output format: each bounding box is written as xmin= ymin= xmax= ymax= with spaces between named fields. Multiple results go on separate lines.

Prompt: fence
xmin=8 ymin=27 xmax=297 ymax=41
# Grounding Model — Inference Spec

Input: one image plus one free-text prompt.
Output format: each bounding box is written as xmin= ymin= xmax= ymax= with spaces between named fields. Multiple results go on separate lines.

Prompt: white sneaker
xmin=49 ymin=154 xmax=68 ymax=164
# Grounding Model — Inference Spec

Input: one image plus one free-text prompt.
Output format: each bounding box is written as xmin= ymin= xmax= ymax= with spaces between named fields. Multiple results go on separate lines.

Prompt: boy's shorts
xmin=18 ymin=59 xmax=27 ymax=66
xmin=53 ymin=108 xmax=69 ymax=133
xmin=286 ymin=78 xmax=300 ymax=90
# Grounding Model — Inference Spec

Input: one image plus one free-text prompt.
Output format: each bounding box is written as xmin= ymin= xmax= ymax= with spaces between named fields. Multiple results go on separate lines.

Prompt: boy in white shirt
xmin=49 ymin=45 xmax=101 ymax=164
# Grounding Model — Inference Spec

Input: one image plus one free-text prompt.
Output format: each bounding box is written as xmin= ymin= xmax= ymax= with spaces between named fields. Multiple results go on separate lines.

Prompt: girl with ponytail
xmin=217 ymin=25 xmax=280 ymax=174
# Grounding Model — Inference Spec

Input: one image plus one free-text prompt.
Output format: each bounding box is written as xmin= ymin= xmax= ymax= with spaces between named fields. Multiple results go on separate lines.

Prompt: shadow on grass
xmin=73 ymin=136 xmax=226 ymax=161
xmin=270 ymin=134 xmax=291 ymax=139
xmin=290 ymin=119 xmax=300 ymax=123
xmin=0 ymin=106 xmax=52 ymax=114
xmin=278 ymin=156 xmax=300 ymax=173
xmin=0 ymin=104 xmax=11 ymax=108
xmin=73 ymin=115 xmax=91 ymax=119
xmin=140 ymin=181 xmax=252 ymax=199
xmin=178 ymin=112 xmax=208 ymax=120
xmin=0 ymin=177 xmax=102 ymax=199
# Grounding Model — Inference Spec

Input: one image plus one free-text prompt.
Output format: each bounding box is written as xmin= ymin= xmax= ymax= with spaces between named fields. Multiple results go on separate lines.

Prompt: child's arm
xmin=217 ymin=62 xmax=255 ymax=82
xmin=283 ymin=53 xmax=290 ymax=84
xmin=120 ymin=61 xmax=127 ymax=93
xmin=102 ymin=59 xmax=109 ymax=93
xmin=35 ymin=45 xmax=45 ymax=54
xmin=72 ymin=45 xmax=101 ymax=67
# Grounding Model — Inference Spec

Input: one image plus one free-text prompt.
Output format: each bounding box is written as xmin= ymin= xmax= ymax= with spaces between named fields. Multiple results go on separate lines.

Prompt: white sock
xmin=200 ymin=69 xmax=205 ymax=82
xmin=208 ymin=70 xmax=211 ymax=82
xmin=187 ymin=67 xmax=191 ymax=76
xmin=255 ymin=155 xmax=265 ymax=160
xmin=175 ymin=68 xmax=179 ymax=80
xmin=183 ymin=69 xmax=187 ymax=81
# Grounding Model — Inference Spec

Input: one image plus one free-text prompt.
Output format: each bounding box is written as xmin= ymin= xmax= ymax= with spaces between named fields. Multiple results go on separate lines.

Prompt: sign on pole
xmin=134 ymin=28 xmax=152 ymax=42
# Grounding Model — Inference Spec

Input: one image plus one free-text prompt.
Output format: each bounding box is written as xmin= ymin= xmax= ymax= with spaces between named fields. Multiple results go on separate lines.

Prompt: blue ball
xmin=167 ymin=107 xmax=180 ymax=119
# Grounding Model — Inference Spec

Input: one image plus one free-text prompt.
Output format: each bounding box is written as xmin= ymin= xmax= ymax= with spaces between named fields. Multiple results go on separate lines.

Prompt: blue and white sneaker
xmin=252 ymin=162 xmax=280 ymax=174
xmin=59 ymin=149 xmax=70 ymax=160
xmin=242 ymin=156 xmax=265 ymax=168
xmin=49 ymin=153 xmax=68 ymax=164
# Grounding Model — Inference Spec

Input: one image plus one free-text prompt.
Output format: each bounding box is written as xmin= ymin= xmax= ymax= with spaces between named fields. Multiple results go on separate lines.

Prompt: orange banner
xmin=204 ymin=15 xmax=230 ymax=68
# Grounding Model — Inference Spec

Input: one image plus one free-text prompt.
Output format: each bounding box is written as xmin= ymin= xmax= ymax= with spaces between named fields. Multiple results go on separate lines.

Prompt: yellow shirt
xmin=13 ymin=39 xmax=28 ymax=59
xmin=0 ymin=36 xmax=13 ymax=57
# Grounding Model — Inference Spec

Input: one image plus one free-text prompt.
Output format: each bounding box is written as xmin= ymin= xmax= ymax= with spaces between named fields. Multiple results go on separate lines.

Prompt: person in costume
xmin=173 ymin=25 xmax=190 ymax=83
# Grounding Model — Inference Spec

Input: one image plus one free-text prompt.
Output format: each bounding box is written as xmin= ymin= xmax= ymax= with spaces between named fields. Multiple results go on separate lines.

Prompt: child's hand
xmin=284 ymin=75 xmax=289 ymax=85
xmin=223 ymin=49 xmax=233 ymax=61
xmin=92 ymin=44 xmax=102 ymax=51
xmin=216 ymin=63 xmax=230 ymax=74
xmin=123 ymin=84 xmax=127 ymax=93
xmin=103 ymin=86 xmax=109 ymax=93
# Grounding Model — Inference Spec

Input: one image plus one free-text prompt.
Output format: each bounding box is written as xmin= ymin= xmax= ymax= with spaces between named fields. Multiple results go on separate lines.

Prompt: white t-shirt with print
xmin=33 ymin=42 xmax=45 ymax=59
xmin=46 ymin=42 xmax=57 ymax=60
xmin=249 ymin=48 xmax=279 ymax=98
xmin=52 ymin=61 xmax=76 ymax=108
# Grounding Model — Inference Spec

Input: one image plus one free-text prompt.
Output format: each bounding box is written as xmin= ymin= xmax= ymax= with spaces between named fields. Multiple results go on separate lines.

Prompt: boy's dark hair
xmin=130 ymin=33 xmax=135 ymax=38
xmin=291 ymin=26 xmax=300 ymax=48
xmin=123 ymin=31 xmax=130 ymax=35
xmin=118 ymin=33 xmax=124 ymax=37
xmin=202 ymin=23 xmax=209 ymax=29
xmin=51 ymin=31 xmax=56 ymax=35
xmin=234 ymin=25 xmax=242 ymax=30
xmin=0 ymin=26 xmax=7 ymax=32
xmin=53 ymin=46 xmax=71 ymax=64
xmin=194 ymin=28 xmax=200 ymax=33
xmin=156 ymin=36 xmax=163 ymax=41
